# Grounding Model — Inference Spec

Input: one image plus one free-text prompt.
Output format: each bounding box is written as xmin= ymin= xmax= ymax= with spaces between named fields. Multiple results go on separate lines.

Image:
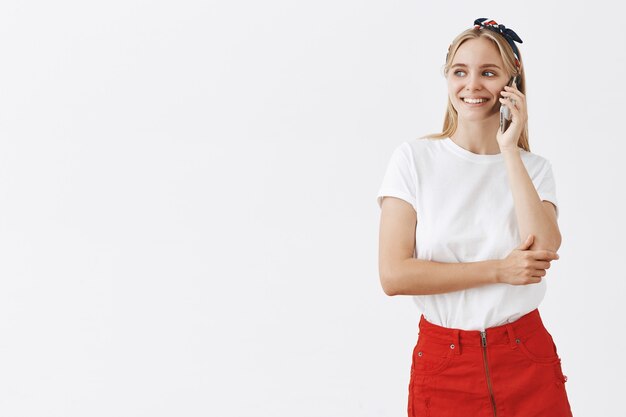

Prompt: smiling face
xmin=447 ymin=37 xmax=512 ymax=122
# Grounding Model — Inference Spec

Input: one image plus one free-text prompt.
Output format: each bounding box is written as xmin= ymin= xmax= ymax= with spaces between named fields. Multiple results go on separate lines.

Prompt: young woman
xmin=376 ymin=19 xmax=574 ymax=416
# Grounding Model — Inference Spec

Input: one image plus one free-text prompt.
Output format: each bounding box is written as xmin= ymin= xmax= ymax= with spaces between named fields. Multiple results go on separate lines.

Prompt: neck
xmin=450 ymin=114 xmax=502 ymax=155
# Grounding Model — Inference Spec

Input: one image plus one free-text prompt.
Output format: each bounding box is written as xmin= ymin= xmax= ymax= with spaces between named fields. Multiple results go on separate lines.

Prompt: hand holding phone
xmin=499 ymin=76 xmax=519 ymax=133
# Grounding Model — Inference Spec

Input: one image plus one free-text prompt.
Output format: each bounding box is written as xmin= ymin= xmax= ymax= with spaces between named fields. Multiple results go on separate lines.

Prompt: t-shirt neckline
xmin=442 ymin=137 xmax=505 ymax=163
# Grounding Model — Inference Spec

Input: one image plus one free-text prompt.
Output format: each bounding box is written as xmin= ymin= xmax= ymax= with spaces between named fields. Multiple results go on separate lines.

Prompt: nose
xmin=465 ymin=74 xmax=483 ymax=91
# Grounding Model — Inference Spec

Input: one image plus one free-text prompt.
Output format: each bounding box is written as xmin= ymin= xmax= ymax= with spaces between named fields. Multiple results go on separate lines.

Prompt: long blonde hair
xmin=419 ymin=27 xmax=530 ymax=152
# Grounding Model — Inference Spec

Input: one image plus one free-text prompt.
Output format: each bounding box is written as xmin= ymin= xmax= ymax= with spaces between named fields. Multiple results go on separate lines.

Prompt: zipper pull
xmin=481 ymin=330 xmax=487 ymax=347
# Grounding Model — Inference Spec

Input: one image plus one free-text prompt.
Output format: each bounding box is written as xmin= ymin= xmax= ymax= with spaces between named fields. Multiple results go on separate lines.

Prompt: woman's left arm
xmin=497 ymin=84 xmax=561 ymax=252
xmin=502 ymin=149 xmax=561 ymax=252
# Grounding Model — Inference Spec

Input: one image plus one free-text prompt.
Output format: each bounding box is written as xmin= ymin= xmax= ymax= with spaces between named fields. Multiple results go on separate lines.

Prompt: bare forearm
xmin=383 ymin=258 xmax=500 ymax=296
xmin=502 ymin=148 xmax=561 ymax=251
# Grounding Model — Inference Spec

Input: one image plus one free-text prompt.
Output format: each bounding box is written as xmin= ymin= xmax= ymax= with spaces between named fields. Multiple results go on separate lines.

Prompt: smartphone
xmin=499 ymin=76 xmax=519 ymax=133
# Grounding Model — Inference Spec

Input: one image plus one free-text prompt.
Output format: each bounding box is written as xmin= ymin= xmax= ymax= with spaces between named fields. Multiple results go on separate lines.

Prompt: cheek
xmin=447 ymin=81 xmax=463 ymax=95
xmin=446 ymin=84 xmax=459 ymax=97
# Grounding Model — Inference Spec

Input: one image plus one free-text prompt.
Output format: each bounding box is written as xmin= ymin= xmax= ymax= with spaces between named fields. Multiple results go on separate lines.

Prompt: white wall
xmin=0 ymin=1 xmax=622 ymax=416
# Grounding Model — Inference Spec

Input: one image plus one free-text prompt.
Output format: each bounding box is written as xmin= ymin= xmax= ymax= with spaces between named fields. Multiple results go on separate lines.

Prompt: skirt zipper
xmin=481 ymin=330 xmax=497 ymax=417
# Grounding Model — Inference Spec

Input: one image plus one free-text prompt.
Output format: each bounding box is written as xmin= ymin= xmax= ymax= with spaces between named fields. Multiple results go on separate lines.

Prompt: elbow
xmin=531 ymin=232 xmax=562 ymax=252
xmin=379 ymin=258 xmax=411 ymax=296
xmin=379 ymin=271 xmax=400 ymax=296
xmin=382 ymin=282 xmax=398 ymax=296
xmin=549 ymin=230 xmax=562 ymax=252
xmin=554 ymin=233 xmax=562 ymax=252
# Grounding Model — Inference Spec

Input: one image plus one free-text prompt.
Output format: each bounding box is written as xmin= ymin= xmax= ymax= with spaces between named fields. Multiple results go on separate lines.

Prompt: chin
xmin=458 ymin=113 xmax=497 ymax=123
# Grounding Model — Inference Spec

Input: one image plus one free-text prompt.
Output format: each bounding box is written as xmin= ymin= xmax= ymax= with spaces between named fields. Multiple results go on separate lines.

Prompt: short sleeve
xmin=376 ymin=142 xmax=418 ymax=212
xmin=534 ymin=160 xmax=559 ymax=219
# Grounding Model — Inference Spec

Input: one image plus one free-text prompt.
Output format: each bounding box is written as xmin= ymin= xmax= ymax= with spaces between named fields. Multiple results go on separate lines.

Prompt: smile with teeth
xmin=463 ymin=98 xmax=488 ymax=103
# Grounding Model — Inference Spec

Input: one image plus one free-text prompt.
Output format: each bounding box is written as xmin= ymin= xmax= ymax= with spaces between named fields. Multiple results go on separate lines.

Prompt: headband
xmin=446 ymin=18 xmax=524 ymax=70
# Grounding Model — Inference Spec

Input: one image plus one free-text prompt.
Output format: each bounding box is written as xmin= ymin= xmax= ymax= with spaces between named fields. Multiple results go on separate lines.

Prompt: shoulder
xmin=397 ymin=137 xmax=447 ymax=158
xmin=385 ymin=137 xmax=449 ymax=169
xmin=404 ymin=136 xmax=446 ymax=148
xmin=519 ymin=149 xmax=554 ymax=173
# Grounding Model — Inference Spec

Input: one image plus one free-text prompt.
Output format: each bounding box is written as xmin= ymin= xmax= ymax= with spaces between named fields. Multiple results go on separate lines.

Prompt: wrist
xmin=500 ymin=146 xmax=520 ymax=155
xmin=491 ymin=260 xmax=502 ymax=284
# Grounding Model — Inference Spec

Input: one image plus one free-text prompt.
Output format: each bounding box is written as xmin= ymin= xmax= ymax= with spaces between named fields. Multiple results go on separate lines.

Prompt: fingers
xmin=504 ymin=85 xmax=524 ymax=96
xmin=518 ymin=234 xmax=534 ymax=250
xmin=527 ymin=274 xmax=543 ymax=284
xmin=533 ymin=250 xmax=559 ymax=261
xmin=534 ymin=260 xmax=552 ymax=270
xmin=530 ymin=258 xmax=556 ymax=283
xmin=499 ymin=96 xmax=516 ymax=109
xmin=500 ymin=91 xmax=519 ymax=100
xmin=501 ymin=86 xmax=525 ymax=109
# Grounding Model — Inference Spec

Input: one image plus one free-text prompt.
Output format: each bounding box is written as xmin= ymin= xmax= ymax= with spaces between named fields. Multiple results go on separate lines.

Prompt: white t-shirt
xmin=376 ymin=137 xmax=559 ymax=331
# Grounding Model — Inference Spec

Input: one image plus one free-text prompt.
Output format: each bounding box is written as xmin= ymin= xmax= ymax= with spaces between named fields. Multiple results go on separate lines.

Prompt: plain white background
xmin=0 ymin=1 xmax=623 ymax=416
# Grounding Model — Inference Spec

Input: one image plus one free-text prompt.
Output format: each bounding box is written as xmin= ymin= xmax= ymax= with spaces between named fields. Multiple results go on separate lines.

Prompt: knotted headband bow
xmin=446 ymin=18 xmax=524 ymax=70
xmin=474 ymin=18 xmax=523 ymax=69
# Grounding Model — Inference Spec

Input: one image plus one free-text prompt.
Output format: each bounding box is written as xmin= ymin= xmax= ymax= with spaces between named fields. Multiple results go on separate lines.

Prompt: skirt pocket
xmin=411 ymin=334 xmax=455 ymax=376
xmin=513 ymin=326 xmax=561 ymax=364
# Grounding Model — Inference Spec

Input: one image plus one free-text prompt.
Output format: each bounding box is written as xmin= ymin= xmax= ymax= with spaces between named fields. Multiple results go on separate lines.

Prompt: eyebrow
xmin=451 ymin=63 xmax=502 ymax=70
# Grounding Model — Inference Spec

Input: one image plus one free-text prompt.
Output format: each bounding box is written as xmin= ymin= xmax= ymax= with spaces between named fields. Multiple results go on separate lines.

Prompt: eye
xmin=453 ymin=70 xmax=497 ymax=77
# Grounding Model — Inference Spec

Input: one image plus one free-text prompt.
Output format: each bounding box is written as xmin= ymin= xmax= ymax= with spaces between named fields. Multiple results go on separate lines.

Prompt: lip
xmin=461 ymin=97 xmax=490 ymax=106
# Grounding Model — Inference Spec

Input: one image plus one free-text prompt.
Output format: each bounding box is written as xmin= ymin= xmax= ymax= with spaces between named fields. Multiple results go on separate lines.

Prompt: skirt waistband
xmin=417 ymin=309 xmax=546 ymax=352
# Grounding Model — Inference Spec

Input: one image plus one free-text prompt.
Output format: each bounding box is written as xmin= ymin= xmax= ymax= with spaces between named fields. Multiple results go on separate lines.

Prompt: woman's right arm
xmin=379 ymin=195 xmax=564 ymax=296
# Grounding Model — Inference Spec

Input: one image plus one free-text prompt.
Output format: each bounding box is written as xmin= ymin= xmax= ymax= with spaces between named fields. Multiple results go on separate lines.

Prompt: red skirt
xmin=408 ymin=308 xmax=573 ymax=417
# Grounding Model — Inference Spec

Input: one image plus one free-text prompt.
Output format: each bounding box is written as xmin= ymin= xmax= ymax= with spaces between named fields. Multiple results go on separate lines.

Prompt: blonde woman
xmin=377 ymin=18 xmax=574 ymax=416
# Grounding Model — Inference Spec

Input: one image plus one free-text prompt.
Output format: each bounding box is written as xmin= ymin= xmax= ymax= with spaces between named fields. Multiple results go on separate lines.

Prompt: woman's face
xmin=447 ymin=37 xmax=511 ymax=122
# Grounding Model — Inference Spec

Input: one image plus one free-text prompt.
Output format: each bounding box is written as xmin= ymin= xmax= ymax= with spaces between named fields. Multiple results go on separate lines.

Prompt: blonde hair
xmin=419 ymin=27 xmax=530 ymax=152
